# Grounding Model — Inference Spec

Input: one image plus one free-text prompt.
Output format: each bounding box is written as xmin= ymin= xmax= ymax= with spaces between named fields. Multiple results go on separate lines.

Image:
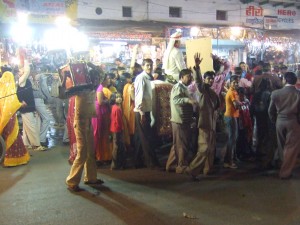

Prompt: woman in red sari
xmin=66 ymin=96 xmax=77 ymax=164
xmin=0 ymin=71 xmax=30 ymax=167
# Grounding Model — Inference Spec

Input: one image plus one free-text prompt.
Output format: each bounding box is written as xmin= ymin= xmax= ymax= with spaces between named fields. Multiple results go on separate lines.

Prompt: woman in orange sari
xmin=0 ymin=71 xmax=30 ymax=167
xmin=122 ymin=77 xmax=135 ymax=143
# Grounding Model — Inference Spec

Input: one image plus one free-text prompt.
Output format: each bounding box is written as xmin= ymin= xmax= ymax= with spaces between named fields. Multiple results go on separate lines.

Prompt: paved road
xmin=1 ymin=142 xmax=300 ymax=225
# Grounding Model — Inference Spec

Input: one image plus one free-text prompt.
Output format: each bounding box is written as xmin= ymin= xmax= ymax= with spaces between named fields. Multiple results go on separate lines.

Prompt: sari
xmin=66 ymin=96 xmax=77 ymax=164
xmin=92 ymin=84 xmax=112 ymax=161
xmin=122 ymin=83 xmax=135 ymax=135
xmin=0 ymin=72 xmax=30 ymax=167
xmin=103 ymin=87 xmax=113 ymax=100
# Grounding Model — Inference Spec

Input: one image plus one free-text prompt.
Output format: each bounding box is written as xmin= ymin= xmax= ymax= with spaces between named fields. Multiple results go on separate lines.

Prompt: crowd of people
xmin=54 ymin=50 xmax=300 ymax=190
xmin=1 ymin=36 xmax=300 ymax=192
xmin=0 ymin=58 xmax=69 ymax=166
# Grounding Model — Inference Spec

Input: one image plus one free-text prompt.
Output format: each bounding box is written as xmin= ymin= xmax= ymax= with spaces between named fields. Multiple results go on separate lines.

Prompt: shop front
xmin=84 ymin=31 xmax=153 ymax=68
xmin=166 ymin=25 xmax=300 ymax=70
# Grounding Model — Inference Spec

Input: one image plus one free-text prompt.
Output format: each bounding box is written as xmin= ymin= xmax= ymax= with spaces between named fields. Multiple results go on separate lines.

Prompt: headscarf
xmin=162 ymin=31 xmax=182 ymax=71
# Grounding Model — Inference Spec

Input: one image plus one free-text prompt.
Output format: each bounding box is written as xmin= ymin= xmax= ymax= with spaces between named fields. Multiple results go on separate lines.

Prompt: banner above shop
xmin=244 ymin=5 xmax=299 ymax=29
xmin=0 ymin=0 xmax=78 ymax=24
xmin=87 ymin=32 xmax=152 ymax=42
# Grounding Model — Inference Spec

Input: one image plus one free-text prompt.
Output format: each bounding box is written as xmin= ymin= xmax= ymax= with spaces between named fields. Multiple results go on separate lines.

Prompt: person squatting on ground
xmin=63 ymin=68 xmax=104 ymax=192
xmin=185 ymin=53 xmax=220 ymax=178
xmin=165 ymin=68 xmax=195 ymax=173
xmin=268 ymin=71 xmax=300 ymax=179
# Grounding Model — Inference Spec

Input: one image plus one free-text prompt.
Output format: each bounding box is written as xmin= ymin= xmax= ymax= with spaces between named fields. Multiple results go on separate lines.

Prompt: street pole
xmin=146 ymin=0 xmax=149 ymax=21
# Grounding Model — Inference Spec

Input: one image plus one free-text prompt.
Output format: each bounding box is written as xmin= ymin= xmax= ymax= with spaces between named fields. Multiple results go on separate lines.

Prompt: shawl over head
xmin=162 ymin=31 xmax=182 ymax=71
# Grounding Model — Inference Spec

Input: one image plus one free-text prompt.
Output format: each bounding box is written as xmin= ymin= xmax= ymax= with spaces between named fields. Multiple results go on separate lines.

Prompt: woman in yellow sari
xmin=0 ymin=71 xmax=30 ymax=167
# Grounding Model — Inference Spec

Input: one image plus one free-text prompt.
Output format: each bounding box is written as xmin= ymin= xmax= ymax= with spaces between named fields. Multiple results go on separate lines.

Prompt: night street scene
xmin=1 ymin=0 xmax=300 ymax=225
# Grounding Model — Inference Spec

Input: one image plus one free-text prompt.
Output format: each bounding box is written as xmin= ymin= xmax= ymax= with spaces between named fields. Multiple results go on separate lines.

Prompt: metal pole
xmin=217 ymin=27 xmax=219 ymax=54
xmin=146 ymin=0 xmax=149 ymax=21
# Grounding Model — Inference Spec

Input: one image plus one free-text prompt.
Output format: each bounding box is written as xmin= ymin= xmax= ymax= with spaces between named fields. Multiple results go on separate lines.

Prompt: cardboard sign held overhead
xmin=186 ymin=37 xmax=213 ymax=74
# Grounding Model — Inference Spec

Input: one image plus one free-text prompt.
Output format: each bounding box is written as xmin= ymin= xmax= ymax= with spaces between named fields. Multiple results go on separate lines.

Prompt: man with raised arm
xmin=185 ymin=53 xmax=220 ymax=179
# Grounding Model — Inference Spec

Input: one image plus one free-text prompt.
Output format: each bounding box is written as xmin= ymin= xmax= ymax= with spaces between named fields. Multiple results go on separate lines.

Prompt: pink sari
xmin=92 ymin=84 xmax=112 ymax=161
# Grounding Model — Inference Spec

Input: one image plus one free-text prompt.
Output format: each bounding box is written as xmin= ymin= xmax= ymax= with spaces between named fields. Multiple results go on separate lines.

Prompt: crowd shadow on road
xmin=98 ymin=161 xmax=298 ymax=188
xmin=79 ymin=165 xmax=300 ymax=225
xmin=73 ymin=184 xmax=197 ymax=225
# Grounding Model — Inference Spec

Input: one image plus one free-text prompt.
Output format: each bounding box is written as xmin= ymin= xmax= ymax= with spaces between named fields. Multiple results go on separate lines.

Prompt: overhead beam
xmin=284 ymin=3 xmax=294 ymax=8
xmin=240 ymin=0 xmax=254 ymax=3
xmin=259 ymin=1 xmax=269 ymax=6
xmin=273 ymin=2 xmax=283 ymax=7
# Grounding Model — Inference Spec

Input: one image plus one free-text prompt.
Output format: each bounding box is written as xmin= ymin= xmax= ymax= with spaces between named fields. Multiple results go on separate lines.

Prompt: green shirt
xmin=170 ymin=81 xmax=193 ymax=124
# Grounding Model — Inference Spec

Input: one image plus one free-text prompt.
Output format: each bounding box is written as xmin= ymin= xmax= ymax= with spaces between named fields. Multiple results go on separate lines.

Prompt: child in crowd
xmin=236 ymin=87 xmax=253 ymax=160
xmin=110 ymin=92 xmax=126 ymax=170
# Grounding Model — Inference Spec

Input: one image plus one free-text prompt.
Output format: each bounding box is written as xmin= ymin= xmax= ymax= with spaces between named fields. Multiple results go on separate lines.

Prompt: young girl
xmin=237 ymin=87 xmax=253 ymax=161
xmin=110 ymin=92 xmax=126 ymax=170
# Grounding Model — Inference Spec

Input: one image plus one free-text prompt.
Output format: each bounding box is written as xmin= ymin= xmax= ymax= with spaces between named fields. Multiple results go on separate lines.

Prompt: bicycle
xmin=0 ymin=135 xmax=6 ymax=163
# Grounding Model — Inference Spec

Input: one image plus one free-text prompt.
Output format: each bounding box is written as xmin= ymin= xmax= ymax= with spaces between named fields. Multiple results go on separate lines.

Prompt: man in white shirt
xmin=17 ymin=60 xmax=46 ymax=151
xmin=163 ymin=31 xmax=186 ymax=83
xmin=134 ymin=58 xmax=159 ymax=168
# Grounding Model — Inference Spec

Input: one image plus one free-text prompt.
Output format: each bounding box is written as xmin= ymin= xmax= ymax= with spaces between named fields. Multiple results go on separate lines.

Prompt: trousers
xmin=166 ymin=122 xmax=191 ymax=173
xmin=276 ymin=118 xmax=300 ymax=178
xmin=188 ymin=128 xmax=216 ymax=176
xmin=66 ymin=119 xmax=97 ymax=186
